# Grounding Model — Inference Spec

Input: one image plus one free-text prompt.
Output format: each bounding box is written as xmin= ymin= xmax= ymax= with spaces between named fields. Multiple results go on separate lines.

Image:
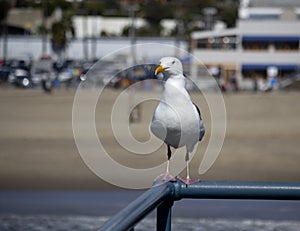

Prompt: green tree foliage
xmin=43 ymin=0 xmax=72 ymax=17
xmin=138 ymin=0 xmax=172 ymax=36
xmin=50 ymin=10 xmax=75 ymax=57
xmin=217 ymin=4 xmax=239 ymax=28
xmin=136 ymin=0 xmax=238 ymax=37
xmin=77 ymin=0 xmax=121 ymax=16
xmin=4 ymin=0 xmax=239 ymax=39
xmin=141 ymin=0 xmax=172 ymax=27
xmin=185 ymin=0 xmax=239 ymax=28
xmin=0 ymin=0 xmax=10 ymax=22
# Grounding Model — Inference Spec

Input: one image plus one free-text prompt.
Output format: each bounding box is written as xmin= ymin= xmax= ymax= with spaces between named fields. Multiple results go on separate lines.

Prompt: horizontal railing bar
xmin=173 ymin=180 xmax=300 ymax=200
xmin=99 ymin=180 xmax=300 ymax=230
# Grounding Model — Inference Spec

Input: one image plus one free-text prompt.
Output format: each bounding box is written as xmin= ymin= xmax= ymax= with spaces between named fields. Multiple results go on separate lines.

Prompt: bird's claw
xmin=154 ymin=173 xmax=176 ymax=185
xmin=177 ymin=176 xmax=200 ymax=186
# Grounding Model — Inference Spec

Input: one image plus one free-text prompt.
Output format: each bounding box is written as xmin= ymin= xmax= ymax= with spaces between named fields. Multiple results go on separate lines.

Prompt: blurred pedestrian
xmin=253 ymin=76 xmax=258 ymax=92
xmin=42 ymin=73 xmax=53 ymax=93
xmin=230 ymin=71 xmax=238 ymax=92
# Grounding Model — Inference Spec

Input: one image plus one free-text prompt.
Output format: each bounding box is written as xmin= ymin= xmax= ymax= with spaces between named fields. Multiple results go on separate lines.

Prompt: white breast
xmin=151 ymin=77 xmax=200 ymax=149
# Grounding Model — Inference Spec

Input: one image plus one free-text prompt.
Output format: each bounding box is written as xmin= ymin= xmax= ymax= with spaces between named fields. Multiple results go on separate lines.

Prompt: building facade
xmin=190 ymin=0 xmax=300 ymax=89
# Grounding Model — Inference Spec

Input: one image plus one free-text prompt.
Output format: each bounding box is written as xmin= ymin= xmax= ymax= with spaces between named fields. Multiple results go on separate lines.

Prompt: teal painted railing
xmin=99 ymin=180 xmax=300 ymax=231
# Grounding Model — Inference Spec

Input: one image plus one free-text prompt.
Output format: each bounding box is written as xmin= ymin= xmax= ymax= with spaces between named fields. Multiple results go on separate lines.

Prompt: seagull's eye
xmin=172 ymin=60 xmax=175 ymax=64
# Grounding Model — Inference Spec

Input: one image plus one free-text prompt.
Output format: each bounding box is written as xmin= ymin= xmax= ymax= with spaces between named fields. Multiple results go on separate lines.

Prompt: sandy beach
xmin=0 ymin=87 xmax=300 ymax=190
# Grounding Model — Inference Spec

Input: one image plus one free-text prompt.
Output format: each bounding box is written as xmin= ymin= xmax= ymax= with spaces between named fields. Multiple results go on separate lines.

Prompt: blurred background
xmin=0 ymin=0 xmax=299 ymax=90
xmin=0 ymin=0 xmax=300 ymax=230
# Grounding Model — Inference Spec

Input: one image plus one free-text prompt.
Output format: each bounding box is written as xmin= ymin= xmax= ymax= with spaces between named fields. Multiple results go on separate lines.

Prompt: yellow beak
xmin=155 ymin=65 xmax=165 ymax=75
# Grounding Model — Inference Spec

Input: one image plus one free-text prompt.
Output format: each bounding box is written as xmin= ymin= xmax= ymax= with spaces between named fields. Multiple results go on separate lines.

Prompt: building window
xmin=242 ymin=36 xmax=299 ymax=51
xmin=274 ymin=41 xmax=299 ymax=51
xmin=248 ymin=14 xmax=280 ymax=20
xmin=241 ymin=64 xmax=299 ymax=79
xmin=242 ymin=41 xmax=268 ymax=50
xmin=196 ymin=36 xmax=237 ymax=50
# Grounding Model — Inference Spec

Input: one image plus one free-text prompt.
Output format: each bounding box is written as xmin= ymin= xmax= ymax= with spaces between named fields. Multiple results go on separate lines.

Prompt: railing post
xmin=99 ymin=182 xmax=173 ymax=231
xmin=157 ymin=198 xmax=173 ymax=231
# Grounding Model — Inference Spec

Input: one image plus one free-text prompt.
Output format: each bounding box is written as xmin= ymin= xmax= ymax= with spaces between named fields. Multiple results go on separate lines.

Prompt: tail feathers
xmin=199 ymin=120 xmax=205 ymax=141
xmin=193 ymin=103 xmax=205 ymax=141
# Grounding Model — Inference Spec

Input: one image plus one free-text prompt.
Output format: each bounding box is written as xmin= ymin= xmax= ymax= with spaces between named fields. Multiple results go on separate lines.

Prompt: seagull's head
xmin=155 ymin=57 xmax=183 ymax=77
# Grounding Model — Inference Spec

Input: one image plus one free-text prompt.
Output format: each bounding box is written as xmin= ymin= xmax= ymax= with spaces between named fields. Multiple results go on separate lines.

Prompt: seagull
xmin=151 ymin=57 xmax=205 ymax=185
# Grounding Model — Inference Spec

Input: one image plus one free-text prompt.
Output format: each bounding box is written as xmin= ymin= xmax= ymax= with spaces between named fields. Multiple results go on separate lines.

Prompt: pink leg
xmin=177 ymin=151 xmax=200 ymax=185
xmin=154 ymin=145 xmax=176 ymax=183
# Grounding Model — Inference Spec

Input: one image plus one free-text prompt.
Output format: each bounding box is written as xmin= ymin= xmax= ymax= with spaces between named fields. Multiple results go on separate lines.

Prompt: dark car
xmin=109 ymin=64 xmax=158 ymax=89
xmin=0 ymin=65 xmax=11 ymax=83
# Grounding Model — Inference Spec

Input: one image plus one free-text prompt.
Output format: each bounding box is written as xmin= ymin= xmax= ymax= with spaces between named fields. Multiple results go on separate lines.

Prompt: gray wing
xmin=193 ymin=103 xmax=205 ymax=141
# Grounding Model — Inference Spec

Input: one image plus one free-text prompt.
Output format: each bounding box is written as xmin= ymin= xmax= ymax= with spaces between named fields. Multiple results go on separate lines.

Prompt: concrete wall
xmin=238 ymin=21 xmax=300 ymax=35
xmin=73 ymin=16 xmax=146 ymax=38
xmin=72 ymin=16 xmax=177 ymax=38
xmin=0 ymin=36 xmax=187 ymax=61
xmin=192 ymin=50 xmax=300 ymax=65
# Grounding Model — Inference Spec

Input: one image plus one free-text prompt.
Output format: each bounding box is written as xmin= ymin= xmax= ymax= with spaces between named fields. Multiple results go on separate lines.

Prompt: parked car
xmin=31 ymin=58 xmax=55 ymax=86
xmin=108 ymin=64 xmax=158 ymax=89
xmin=9 ymin=68 xmax=32 ymax=88
xmin=0 ymin=64 xmax=11 ymax=83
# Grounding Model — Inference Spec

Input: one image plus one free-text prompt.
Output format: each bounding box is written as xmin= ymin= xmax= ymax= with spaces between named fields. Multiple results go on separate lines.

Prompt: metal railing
xmin=99 ymin=180 xmax=300 ymax=231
